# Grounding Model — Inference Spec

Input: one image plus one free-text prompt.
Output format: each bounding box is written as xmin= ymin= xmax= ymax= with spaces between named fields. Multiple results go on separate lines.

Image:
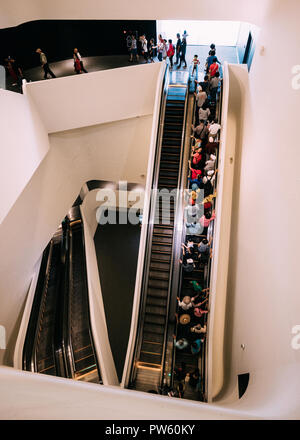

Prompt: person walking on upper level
xmin=4 ymin=56 xmax=23 ymax=87
xmin=157 ymin=35 xmax=164 ymax=62
xmin=36 ymin=48 xmax=56 ymax=79
xmin=140 ymin=35 xmax=149 ymax=63
xmin=167 ymin=39 xmax=175 ymax=69
xmin=148 ymin=38 xmax=156 ymax=63
xmin=129 ymin=35 xmax=139 ymax=62
xmin=73 ymin=48 xmax=88 ymax=73
xmin=177 ymin=31 xmax=188 ymax=69
xmin=175 ymin=33 xmax=182 ymax=65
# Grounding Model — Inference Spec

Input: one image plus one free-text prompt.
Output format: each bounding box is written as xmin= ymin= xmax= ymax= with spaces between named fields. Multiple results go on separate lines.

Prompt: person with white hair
xmin=204 ymin=154 xmax=217 ymax=172
xmin=208 ymin=119 xmax=221 ymax=139
xmin=195 ymin=86 xmax=207 ymax=108
xmin=199 ymin=102 xmax=211 ymax=122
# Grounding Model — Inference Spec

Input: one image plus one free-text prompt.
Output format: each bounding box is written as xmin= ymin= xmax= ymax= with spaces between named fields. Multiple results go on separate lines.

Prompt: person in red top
xmin=209 ymin=57 xmax=219 ymax=78
xmin=188 ymin=160 xmax=202 ymax=180
xmin=200 ymin=210 xmax=216 ymax=229
xmin=191 ymin=146 xmax=202 ymax=168
xmin=167 ymin=39 xmax=175 ymax=69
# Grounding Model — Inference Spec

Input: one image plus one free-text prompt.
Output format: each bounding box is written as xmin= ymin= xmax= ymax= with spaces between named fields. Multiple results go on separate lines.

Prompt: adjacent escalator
xmin=68 ymin=214 xmax=100 ymax=382
xmin=130 ymin=85 xmax=188 ymax=392
xmin=23 ymin=209 xmax=101 ymax=384
xmin=23 ymin=230 xmax=63 ymax=375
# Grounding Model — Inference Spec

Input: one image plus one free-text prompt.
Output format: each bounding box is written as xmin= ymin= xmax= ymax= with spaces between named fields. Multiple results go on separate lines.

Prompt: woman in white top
xmin=157 ymin=36 xmax=164 ymax=61
xmin=73 ymin=48 xmax=88 ymax=73
xmin=162 ymin=39 xmax=167 ymax=60
xmin=140 ymin=35 xmax=149 ymax=63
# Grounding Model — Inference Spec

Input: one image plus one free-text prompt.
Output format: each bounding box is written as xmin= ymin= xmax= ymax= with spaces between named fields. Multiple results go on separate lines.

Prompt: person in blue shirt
xmin=206 ymin=50 xmax=221 ymax=73
xmin=188 ymin=175 xmax=204 ymax=189
xmin=191 ymin=339 xmax=203 ymax=355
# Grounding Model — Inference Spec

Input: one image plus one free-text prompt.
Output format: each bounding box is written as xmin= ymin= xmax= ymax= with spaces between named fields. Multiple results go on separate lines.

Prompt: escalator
xmin=23 ymin=208 xmax=101 ymax=384
xmin=23 ymin=231 xmax=63 ymax=375
xmin=68 ymin=211 xmax=100 ymax=382
xmin=130 ymin=84 xmax=189 ymax=392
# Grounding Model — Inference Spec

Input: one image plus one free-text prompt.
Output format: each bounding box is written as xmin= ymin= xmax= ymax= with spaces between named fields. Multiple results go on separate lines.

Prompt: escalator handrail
xmin=78 ymin=218 xmax=102 ymax=382
xmin=53 ymin=219 xmax=73 ymax=378
xmin=129 ymin=65 xmax=170 ymax=384
xmin=22 ymin=243 xmax=52 ymax=372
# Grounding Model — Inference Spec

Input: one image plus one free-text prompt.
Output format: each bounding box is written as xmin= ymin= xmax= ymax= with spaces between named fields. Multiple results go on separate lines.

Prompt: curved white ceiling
xmin=0 ymin=0 xmax=271 ymax=29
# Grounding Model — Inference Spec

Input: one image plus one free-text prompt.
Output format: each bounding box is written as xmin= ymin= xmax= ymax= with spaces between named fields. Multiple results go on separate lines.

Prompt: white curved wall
xmin=25 ymin=63 xmax=162 ymax=133
xmin=0 ymin=90 xmax=49 ymax=225
xmin=0 ymin=0 xmax=271 ymax=28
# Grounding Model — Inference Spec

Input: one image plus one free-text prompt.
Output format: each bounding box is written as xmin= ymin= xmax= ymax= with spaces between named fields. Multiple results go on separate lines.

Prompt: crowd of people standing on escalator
xmin=170 ymin=43 xmax=222 ymax=400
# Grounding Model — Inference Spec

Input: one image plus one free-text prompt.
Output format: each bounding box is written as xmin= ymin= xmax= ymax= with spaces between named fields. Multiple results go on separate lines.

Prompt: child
xmin=192 ymin=54 xmax=200 ymax=76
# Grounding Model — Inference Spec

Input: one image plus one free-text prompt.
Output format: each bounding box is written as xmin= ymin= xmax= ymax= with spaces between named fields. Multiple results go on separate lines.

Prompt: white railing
xmin=80 ymin=206 xmax=119 ymax=386
xmin=206 ymin=62 xmax=239 ymax=402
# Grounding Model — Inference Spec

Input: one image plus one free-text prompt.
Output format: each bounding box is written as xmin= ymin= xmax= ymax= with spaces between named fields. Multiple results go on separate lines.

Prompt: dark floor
xmin=5 ymin=45 xmax=238 ymax=92
xmin=94 ymin=212 xmax=141 ymax=382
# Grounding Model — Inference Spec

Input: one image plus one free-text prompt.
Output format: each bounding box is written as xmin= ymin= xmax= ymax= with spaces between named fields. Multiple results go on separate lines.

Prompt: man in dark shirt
xmin=177 ymin=35 xmax=187 ymax=68
xmin=206 ymin=50 xmax=221 ymax=73
xmin=175 ymin=33 xmax=182 ymax=65
xmin=196 ymin=75 xmax=210 ymax=94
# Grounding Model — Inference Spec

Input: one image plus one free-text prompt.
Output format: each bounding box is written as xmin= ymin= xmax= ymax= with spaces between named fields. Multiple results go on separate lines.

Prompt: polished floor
xmin=5 ymin=44 xmax=238 ymax=92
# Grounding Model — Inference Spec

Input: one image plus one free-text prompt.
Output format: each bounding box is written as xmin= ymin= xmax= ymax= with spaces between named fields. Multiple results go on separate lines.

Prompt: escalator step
xmin=153 ymin=226 xmax=173 ymax=235
xmin=40 ymin=366 xmax=56 ymax=376
xmin=144 ymin=313 xmax=166 ymax=326
xmin=143 ymin=322 xmax=165 ymax=335
xmin=73 ymin=344 xmax=94 ymax=362
xmin=150 ymin=255 xmax=171 ymax=263
xmin=147 ymin=287 xmax=168 ymax=298
xmin=147 ymin=296 xmax=167 ymax=308
xmin=157 ymin=184 xmax=178 ymax=190
xmin=148 ymin=278 xmax=169 ymax=290
xmin=143 ymin=331 xmax=164 ymax=344
xmin=149 ymin=262 xmax=170 ymax=272
xmin=152 ymin=236 xmax=173 ymax=245
xmin=149 ymin=271 xmax=170 ymax=281
xmin=145 ymin=304 xmax=167 ymax=316
xmin=151 ymin=244 xmax=172 ymax=254
xmin=141 ymin=341 xmax=163 ymax=355
xmin=140 ymin=351 xmax=162 ymax=365
xmin=152 ymin=232 xmax=173 ymax=240
xmin=75 ymin=355 xmax=96 ymax=373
